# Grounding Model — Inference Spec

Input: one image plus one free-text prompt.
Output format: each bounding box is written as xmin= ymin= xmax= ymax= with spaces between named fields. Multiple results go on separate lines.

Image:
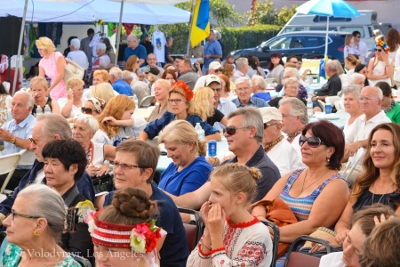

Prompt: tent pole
xmin=186 ymin=0 xmax=196 ymax=56
xmin=12 ymin=0 xmax=28 ymax=95
xmin=115 ymin=0 xmax=125 ymax=67
xmin=324 ymin=16 xmax=329 ymax=57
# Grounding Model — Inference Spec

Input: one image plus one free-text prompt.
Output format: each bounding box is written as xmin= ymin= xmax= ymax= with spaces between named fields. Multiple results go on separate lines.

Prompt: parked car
xmin=230 ymin=31 xmax=348 ymax=68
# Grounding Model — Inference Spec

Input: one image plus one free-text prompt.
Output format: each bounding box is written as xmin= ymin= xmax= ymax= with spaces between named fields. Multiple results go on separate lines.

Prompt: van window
xmin=291 ymin=36 xmax=325 ymax=48
xmin=313 ymin=16 xmax=352 ymax=23
xmin=340 ymin=27 xmax=365 ymax=37
xmin=268 ymin=36 xmax=292 ymax=50
xmin=309 ymin=27 xmax=336 ymax=31
xmin=281 ymin=27 xmax=305 ymax=33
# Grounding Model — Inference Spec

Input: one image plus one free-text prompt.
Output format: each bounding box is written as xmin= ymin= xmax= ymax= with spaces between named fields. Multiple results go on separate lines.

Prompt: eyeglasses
xmin=214 ymin=69 xmax=223 ymax=73
xmin=263 ymin=122 xmax=278 ymax=129
xmin=7 ymin=209 xmax=41 ymax=220
xmin=290 ymin=61 xmax=298 ymax=64
xmin=223 ymin=126 xmax=249 ymax=135
xmin=144 ymin=72 xmax=149 ymax=74
xmin=168 ymin=99 xmax=183 ymax=104
xmin=355 ymin=35 xmax=361 ymax=38
xmin=210 ymin=88 xmax=222 ymax=93
xmin=358 ymin=96 xmax=379 ymax=102
xmin=81 ymin=107 xmax=94 ymax=114
xmin=236 ymin=87 xmax=251 ymax=92
xmin=299 ymin=135 xmax=325 ymax=148
xmin=374 ymin=48 xmax=383 ymax=52
xmin=113 ymin=161 xmax=145 ymax=171
xmin=29 ymin=137 xmax=39 ymax=145
xmin=286 ymin=86 xmax=298 ymax=90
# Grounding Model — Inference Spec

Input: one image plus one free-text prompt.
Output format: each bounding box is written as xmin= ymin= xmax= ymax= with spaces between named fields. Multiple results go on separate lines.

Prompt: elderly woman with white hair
xmin=252 ymin=75 xmax=270 ymax=101
xmin=269 ymin=77 xmax=307 ymax=108
xmin=92 ymin=43 xmax=111 ymax=71
xmin=277 ymin=67 xmax=308 ymax=101
xmin=36 ymin=36 xmax=67 ymax=100
xmin=67 ymin=38 xmax=89 ymax=71
xmin=342 ymin=85 xmax=363 ymax=136
xmin=72 ymin=114 xmax=115 ymax=178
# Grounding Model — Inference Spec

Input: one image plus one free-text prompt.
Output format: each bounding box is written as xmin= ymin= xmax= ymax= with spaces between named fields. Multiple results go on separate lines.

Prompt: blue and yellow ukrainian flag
xmin=190 ymin=0 xmax=210 ymax=48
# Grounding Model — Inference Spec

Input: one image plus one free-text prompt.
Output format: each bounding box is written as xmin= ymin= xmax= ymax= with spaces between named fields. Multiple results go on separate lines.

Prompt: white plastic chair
xmin=139 ymin=95 xmax=155 ymax=108
xmin=0 ymin=149 xmax=24 ymax=194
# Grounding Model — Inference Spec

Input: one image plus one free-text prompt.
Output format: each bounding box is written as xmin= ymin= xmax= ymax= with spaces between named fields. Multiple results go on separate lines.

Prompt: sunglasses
xmin=263 ymin=122 xmax=278 ymax=129
xmin=299 ymin=135 xmax=325 ymax=148
xmin=374 ymin=48 xmax=383 ymax=52
xmin=214 ymin=69 xmax=223 ymax=73
xmin=81 ymin=107 xmax=94 ymax=114
xmin=223 ymin=126 xmax=249 ymax=135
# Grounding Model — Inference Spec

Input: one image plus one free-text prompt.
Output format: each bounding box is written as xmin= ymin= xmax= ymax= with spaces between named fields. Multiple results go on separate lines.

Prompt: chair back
xmin=139 ymin=96 xmax=155 ymax=108
xmin=178 ymin=208 xmax=204 ymax=251
xmin=0 ymin=150 xmax=23 ymax=194
xmin=261 ymin=220 xmax=280 ymax=267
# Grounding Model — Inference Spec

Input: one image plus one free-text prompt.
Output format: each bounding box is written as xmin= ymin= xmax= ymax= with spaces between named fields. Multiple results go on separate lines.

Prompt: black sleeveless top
xmin=32 ymin=96 xmax=53 ymax=115
xmin=352 ymin=188 xmax=400 ymax=212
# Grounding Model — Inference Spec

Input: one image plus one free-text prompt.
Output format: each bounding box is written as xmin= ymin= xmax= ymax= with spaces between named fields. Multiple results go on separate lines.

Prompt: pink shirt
xmin=39 ymin=51 xmax=67 ymax=100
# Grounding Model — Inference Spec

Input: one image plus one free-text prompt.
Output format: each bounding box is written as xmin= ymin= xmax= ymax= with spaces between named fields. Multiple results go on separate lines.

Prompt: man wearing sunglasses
xmin=342 ymin=86 xmax=391 ymax=184
xmin=0 ymin=114 xmax=95 ymax=226
xmin=232 ymin=77 xmax=269 ymax=108
xmin=194 ymin=61 xmax=223 ymax=90
xmin=165 ymin=107 xmax=280 ymax=210
xmin=232 ymin=57 xmax=250 ymax=83
xmin=351 ymin=31 xmax=368 ymax=64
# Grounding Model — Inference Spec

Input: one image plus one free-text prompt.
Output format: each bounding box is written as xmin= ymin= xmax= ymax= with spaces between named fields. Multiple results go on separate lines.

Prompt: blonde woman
xmin=138 ymin=81 xmax=221 ymax=141
xmin=148 ymin=79 xmax=171 ymax=122
xmin=158 ymin=120 xmax=213 ymax=196
xmin=193 ymin=86 xmax=228 ymax=127
xmin=58 ymin=77 xmax=85 ymax=118
xmin=92 ymin=94 xmax=136 ymax=146
xmin=36 ymin=36 xmax=66 ymax=100
xmin=92 ymin=69 xmax=110 ymax=85
xmin=344 ymin=34 xmax=356 ymax=58
xmin=29 ymin=76 xmax=60 ymax=115
xmin=89 ymin=82 xmax=117 ymax=104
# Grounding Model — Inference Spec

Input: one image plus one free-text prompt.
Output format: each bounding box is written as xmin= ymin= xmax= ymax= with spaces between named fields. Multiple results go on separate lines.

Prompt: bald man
xmin=124 ymin=34 xmax=147 ymax=67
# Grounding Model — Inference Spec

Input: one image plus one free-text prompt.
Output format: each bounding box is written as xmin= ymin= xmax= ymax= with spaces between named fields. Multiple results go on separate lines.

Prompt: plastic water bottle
xmin=325 ymin=103 xmax=332 ymax=114
xmin=307 ymin=98 xmax=313 ymax=118
xmin=195 ymin=123 xmax=205 ymax=140
xmin=44 ymin=104 xmax=51 ymax=114
xmin=36 ymin=106 xmax=43 ymax=117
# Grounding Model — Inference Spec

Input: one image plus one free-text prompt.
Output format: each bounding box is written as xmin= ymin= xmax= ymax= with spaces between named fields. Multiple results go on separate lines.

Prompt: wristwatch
xmin=11 ymin=137 xmax=16 ymax=145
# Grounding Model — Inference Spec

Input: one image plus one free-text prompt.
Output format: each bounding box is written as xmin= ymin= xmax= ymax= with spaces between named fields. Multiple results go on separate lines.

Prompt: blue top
xmin=232 ymin=97 xmax=270 ymax=108
xmin=1 ymin=114 xmax=36 ymax=167
xmin=159 ymin=155 xmax=212 ymax=196
xmin=0 ymin=160 xmax=95 ymax=216
xmin=143 ymin=111 xmax=220 ymax=140
xmin=104 ymin=183 xmax=189 ymax=267
xmin=124 ymin=44 xmax=147 ymax=64
xmin=253 ymin=92 xmax=271 ymax=101
xmin=203 ymin=40 xmax=222 ymax=70
xmin=112 ymin=79 xmax=133 ymax=96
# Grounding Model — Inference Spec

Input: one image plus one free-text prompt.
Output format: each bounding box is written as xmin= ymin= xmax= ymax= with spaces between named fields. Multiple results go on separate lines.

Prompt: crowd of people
xmin=0 ymin=27 xmax=400 ymax=267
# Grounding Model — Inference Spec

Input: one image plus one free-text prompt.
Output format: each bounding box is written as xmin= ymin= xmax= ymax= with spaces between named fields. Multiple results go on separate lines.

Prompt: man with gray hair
xmin=67 ymin=38 xmax=89 ymax=71
xmin=164 ymin=106 xmax=280 ymax=210
xmin=279 ymin=97 xmax=308 ymax=164
xmin=124 ymin=34 xmax=147 ymax=67
xmin=0 ymin=114 xmax=95 ymax=224
xmin=232 ymin=57 xmax=250 ymax=82
xmin=122 ymin=70 xmax=149 ymax=103
xmin=0 ymin=91 xmax=36 ymax=189
xmin=252 ymin=75 xmax=271 ymax=101
xmin=342 ymin=86 xmax=391 ymax=184
xmin=232 ymin=77 xmax=269 ymax=108
xmin=109 ymin=67 xmax=133 ymax=96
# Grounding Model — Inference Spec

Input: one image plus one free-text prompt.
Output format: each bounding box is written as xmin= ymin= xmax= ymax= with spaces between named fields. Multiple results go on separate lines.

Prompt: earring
xmin=33 ymin=230 xmax=40 ymax=237
xmin=326 ymin=157 xmax=330 ymax=162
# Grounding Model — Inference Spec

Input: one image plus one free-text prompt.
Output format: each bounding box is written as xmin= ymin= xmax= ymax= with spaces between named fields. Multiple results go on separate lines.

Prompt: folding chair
xmin=139 ymin=95 xmax=155 ymax=108
xmin=0 ymin=149 xmax=24 ymax=196
xmin=283 ymin=235 xmax=333 ymax=267
xmin=178 ymin=208 xmax=204 ymax=251
xmin=261 ymin=220 xmax=280 ymax=267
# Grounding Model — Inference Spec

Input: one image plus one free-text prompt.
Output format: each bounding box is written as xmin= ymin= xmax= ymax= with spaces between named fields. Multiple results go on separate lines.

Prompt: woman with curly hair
xmin=92 ymin=94 xmax=136 ymax=146
xmin=138 ymin=81 xmax=221 ymax=141
xmin=125 ymin=55 xmax=140 ymax=81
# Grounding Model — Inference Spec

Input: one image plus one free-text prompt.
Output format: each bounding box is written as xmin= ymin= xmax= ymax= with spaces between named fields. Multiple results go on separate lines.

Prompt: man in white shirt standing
xmin=352 ymin=31 xmax=368 ymax=64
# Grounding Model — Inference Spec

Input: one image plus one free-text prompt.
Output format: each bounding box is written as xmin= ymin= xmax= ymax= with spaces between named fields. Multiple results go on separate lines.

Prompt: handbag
xmin=53 ymin=53 xmax=84 ymax=83
xmin=250 ymin=197 xmax=298 ymax=258
xmin=92 ymin=173 xmax=115 ymax=195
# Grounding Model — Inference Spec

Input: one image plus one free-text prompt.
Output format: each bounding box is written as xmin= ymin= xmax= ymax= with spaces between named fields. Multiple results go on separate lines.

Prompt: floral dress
xmin=39 ymin=51 xmax=67 ymax=100
xmin=1 ymin=243 xmax=80 ymax=267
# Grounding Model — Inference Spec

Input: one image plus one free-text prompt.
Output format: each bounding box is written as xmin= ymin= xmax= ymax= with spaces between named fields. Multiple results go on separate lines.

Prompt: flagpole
xmin=186 ymin=0 xmax=196 ymax=56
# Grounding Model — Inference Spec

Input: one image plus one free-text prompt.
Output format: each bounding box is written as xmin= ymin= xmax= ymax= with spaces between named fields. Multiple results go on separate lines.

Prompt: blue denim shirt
xmin=232 ymin=97 xmax=270 ymax=108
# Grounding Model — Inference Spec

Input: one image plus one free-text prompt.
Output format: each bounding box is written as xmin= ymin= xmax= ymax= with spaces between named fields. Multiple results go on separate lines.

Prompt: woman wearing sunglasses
xmin=1 ymin=184 xmax=81 ymax=266
xmin=252 ymin=120 xmax=349 ymax=266
xmin=367 ymin=40 xmax=394 ymax=86
xmin=81 ymin=97 xmax=105 ymax=118
xmin=138 ymin=81 xmax=221 ymax=141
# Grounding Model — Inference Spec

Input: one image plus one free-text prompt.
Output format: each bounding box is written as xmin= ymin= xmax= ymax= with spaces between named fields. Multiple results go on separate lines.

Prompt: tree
xmin=246 ymin=0 xmax=297 ymax=27
xmin=209 ymin=0 xmax=242 ymax=27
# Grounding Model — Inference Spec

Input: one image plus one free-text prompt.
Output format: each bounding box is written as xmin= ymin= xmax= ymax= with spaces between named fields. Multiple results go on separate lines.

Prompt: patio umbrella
xmin=296 ymin=0 xmax=360 ymax=58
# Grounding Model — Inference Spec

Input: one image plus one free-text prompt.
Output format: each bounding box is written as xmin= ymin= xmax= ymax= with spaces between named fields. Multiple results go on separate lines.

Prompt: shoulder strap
xmin=64 ymin=185 xmax=80 ymax=207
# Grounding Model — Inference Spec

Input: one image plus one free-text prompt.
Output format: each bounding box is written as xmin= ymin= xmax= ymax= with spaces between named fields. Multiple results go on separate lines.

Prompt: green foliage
xmin=246 ymin=0 xmax=297 ymax=27
xmin=218 ymin=24 xmax=281 ymax=57
xmin=210 ymin=0 xmax=242 ymax=27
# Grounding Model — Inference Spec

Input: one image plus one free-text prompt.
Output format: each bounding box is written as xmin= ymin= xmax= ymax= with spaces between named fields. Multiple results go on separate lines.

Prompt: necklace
xmin=383 ymin=100 xmax=395 ymax=113
xmin=287 ymin=129 xmax=303 ymax=143
xmin=300 ymin=169 xmax=331 ymax=195
xmin=371 ymin=180 xmax=394 ymax=204
xmin=264 ymin=135 xmax=284 ymax=153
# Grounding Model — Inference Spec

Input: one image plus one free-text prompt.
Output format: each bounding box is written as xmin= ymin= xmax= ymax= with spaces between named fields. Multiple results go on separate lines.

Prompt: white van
xmin=279 ymin=10 xmax=390 ymax=50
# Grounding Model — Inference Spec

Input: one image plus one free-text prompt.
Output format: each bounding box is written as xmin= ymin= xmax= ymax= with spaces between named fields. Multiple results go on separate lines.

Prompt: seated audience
xmin=354 ymin=64 xmax=369 ymax=86
xmin=221 ymin=63 xmax=236 ymax=93
xmin=87 ymin=82 xmax=117 ymax=104
xmin=178 ymin=58 xmax=199 ymax=90
xmin=92 ymin=69 xmax=110 ymax=85
xmin=96 ymin=140 xmax=189 ymax=266
xmin=187 ymin=163 xmax=273 ymax=266
xmin=194 ymin=61 xmax=223 ymax=90
xmin=266 ymin=52 xmax=284 ymax=81
xmin=122 ymin=70 xmax=149 ymax=104
xmin=29 ymin=76 xmax=60 ymax=115
xmin=269 ymin=77 xmax=306 ymax=108
xmin=162 ymin=69 xmax=178 ymax=84
xmin=193 ymin=86 xmax=228 ymax=128
xmin=376 ymin=81 xmax=400 ymax=123
xmin=217 ymin=73 xmax=233 ymax=99
xmin=232 ymin=57 xmax=250 ymax=83
xmin=158 ymin=120 xmax=213 ymax=196
xmin=81 ymin=97 xmax=105 ymax=119
xmin=125 ymin=55 xmax=140 ymax=81
xmin=92 ymin=43 xmax=111 ymax=71
xmin=1 ymin=184 xmax=81 ymax=266
xmin=58 ymin=77 xmax=85 ymax=119
xmin=232 ymin=77 xmax=269 ymax=108
xmin=344 ymin=54 xmax=360 ymax=81
xmin=342 ymin=85 xmax=363 ymax=136
xmin=251 ymin=120 xmax=349 ymax=266
xmin=100 ymin=36 xmax=116 ymax=69
xmin=109 ymin=67 xmax=133 ymax=96
xmin=252 ymin=75 xmax=271 ymax=101
xmin=138 ymin=81 xmax=220 ymax=141
xmin=148 ymin=79 xmax=171 ymax=122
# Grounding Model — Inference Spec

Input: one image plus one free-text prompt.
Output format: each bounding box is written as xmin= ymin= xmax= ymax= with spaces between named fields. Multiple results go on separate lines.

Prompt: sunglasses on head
xmin=223 ymin=126 xmax=249 ymax=135
xmin=299 ymin=135 xmax=325 ymax=148
xmin=374 ymin=48 xmax=383 ymax=52
xmin=81 ymin=107 xmax=94 ymax=114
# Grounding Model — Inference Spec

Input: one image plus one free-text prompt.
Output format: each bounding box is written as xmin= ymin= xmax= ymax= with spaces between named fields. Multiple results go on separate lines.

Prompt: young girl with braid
xmin=87 ymin=187 xmax=164 ymax=267
xmin=187 ymin=163 xmax=273 ymax=266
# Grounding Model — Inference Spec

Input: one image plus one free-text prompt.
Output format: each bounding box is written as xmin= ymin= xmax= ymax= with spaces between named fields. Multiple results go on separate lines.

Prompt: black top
xmin=316 ymin=73 xmax=342 ymax=96
xmin=32 ymin=96 xmax=53 ymax=115
xmin=352 ymin=187 xmax=400 ymax=213
xmin=269 ymin=97 xmax=306 ymax=108
xmin=207 ymin=108 xmax=225 ymax=125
